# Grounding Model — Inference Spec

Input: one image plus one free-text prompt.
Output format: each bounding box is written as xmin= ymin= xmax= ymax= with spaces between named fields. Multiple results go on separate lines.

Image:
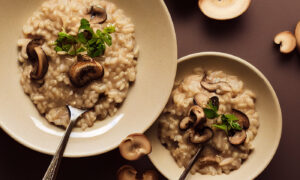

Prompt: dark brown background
xmin=1 ymin=0 xmax=300 ymax=179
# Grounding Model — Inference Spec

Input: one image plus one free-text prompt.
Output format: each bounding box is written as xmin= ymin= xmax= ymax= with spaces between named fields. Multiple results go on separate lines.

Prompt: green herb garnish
xmin=54 ymin=18 xmax=115 ymax=58
xmin=203 ymin=96 xmax=242 ymax=134
xmin=213 ymin=114 xmax=242 ymax=134
xmin=203 ymin=97 xmax=219 ymax=119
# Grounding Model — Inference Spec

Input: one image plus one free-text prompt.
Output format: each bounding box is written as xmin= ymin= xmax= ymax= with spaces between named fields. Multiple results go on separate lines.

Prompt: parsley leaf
xmin=212 ymin=124 xmax=228 ymax=134
xmin=54 ymin=18 xmax=115 ymax=58
xmin=203 ymin=108 xmax=219 ymax=119
xmin=214 ymin=114 xmax=242 ymax=134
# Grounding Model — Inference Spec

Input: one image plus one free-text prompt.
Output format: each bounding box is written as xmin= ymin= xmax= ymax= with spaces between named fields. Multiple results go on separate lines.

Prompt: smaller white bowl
xmin=146 ymin=52 xmax=282 ymax=180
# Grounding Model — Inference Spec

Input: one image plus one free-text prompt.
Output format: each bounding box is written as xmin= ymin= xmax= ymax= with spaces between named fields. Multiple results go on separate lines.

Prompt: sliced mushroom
xmin=117 ymin=165 xmax=137 ymax=180
xmin=26 ymin=39 xmax=48 ymax=80
xmin=193 ymin=93 xmax=208 ymax=106
xmin=179 ymin=116 xmax=194 ymax=131
xmin=232 ymin=109 xmax=250 ymax=129
xmin=142 ymin=170 xmax=158 ymax=180
xmin=188 ymin=105 xmax=205 ymax=127
xmin=89 ymin=5 xmax=107 ymax=24
xmin=198 ymin=0 xmax=251 ymax=20
xmin=69 ymin=60 xmax=104 ymax=87
xmin=295 ymin=21 xmax=300 ymax=52
xmin=119 ymin=133 xmax=152 ymax=161
xmin=274 ymin=31 xmax=296 ymax=54
xmin=228 ymin=129 xmax=247 ymax=145
xmin=201 ymin=81 xmax=231 ymax=94
xmin=190 ymin=127 xmax=213 ymax=144
xmin=210 ymin=96 xmax=219 ymax=109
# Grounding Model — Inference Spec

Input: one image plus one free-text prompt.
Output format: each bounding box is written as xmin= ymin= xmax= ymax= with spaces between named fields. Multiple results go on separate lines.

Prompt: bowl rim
xmin=148 ymin=51 xmax=282 ymax=179
xmin=0 ymin=0 xmax=177 ymax=158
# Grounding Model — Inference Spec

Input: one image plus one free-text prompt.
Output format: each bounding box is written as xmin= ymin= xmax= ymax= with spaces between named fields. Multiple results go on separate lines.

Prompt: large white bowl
xmin=147 ymin=52 xmax=282 ymax=180
xmin=0 ymin=0 xmax=177 ymax=157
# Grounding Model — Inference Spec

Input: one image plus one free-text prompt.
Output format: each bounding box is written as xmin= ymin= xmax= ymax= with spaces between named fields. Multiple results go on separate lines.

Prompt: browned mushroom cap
xmin=274 ymin=31 xmax=296 ymax=54
xmin=26 ymin=40 xmax=48 ymax=80
xmin=190 ymin=127 xmax=213 ymax=144
xmin=117 ymin=165 xmax=137 ymax=180
xmin=232 ymin=109 xmax=250 ymax=129
xmin=142 ymin=170 xmax=158 ymax=180
xmin=89 ymin=5 xmax=107 ymax=24
xmin=188 ymin=105 xmax=205 ymax=127
xmin=119 ymin=133 xmax=152 ymax=161
xmin=69 ymin=60 xmax=104 ymax=87
xmin=295 ymin=21 xmax=300 ymax=52
xmin=179 ymin=116 xmax=194 ymax=131
xmin=198 ymin=0 xmax=251 ymax=20
xmin=228 ymin=129 xmax=247 ymax=145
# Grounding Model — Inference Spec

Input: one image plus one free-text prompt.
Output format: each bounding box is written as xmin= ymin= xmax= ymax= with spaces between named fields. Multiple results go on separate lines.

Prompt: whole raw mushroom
xmin=274 ymin=31 xmax=296 ymax=54
xmin=198 ymin=0 xmax=251 ymax=20
xmin=295 ymin=21 xmax=300 ymax=52
xmin=119 ymin=133 xmax=152 ymax=161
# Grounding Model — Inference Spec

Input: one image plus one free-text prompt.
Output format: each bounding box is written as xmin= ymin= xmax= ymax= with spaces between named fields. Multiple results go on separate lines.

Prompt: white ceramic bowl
xmin=146 ymin=52 xmax=282 ymax=180
xmin=0 ymin=0 xmax=177 ymax=157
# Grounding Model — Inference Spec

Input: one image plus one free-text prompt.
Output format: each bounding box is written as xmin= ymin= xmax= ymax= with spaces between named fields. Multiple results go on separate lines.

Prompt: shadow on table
xmin=164 ymin=0 xmax=199 ymax=18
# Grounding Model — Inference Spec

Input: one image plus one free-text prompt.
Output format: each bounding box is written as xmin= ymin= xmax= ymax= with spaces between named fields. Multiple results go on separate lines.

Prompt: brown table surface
xmin=1 ymin=0 xmax=300 ymax=179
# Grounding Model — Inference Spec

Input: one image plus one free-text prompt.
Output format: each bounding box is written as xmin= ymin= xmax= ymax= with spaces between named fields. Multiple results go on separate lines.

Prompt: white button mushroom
xmin=198 ymin=0 xmax=251 ymax=20
xmin=274 ymin=31 xmax=297 ymax=54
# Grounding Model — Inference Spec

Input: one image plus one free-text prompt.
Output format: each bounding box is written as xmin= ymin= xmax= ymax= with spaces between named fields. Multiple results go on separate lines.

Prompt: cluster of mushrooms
xmin=26 ymin=39 xmax=104 ymax=87
xmin=25 ymin=5 xmax=109 ymax=87
xmin=180 ymin=95 xmax=250 ymax=146
xmin=274 ymin=21 xmax=300 ymax=54
xmin=117 ymin=133 xmax=157 ymax=180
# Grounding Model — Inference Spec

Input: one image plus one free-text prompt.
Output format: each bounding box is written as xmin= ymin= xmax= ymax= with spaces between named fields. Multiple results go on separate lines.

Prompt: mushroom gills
xmin=69 ymin=60 xmax=104 ymax=87
xmin=119 ymin=133 xmax=152 ymax=161
xmin=89 ymin=5 xmax=107 ymax=24
xmin=117 ymin=165 xmax=137 ymax=180
xmin=228 ymin=129 xmax=247 ymax=145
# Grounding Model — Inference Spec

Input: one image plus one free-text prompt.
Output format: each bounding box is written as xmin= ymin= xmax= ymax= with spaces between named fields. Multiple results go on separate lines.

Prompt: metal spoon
xmin=179 ymin=145 xmax=204 ymax=180
xmin=42 ymin=105 xmax=86 ymax=180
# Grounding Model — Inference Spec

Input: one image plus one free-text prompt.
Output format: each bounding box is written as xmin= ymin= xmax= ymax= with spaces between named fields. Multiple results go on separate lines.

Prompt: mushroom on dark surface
xmin=274 ymin=31 xmax=296 ymax=54
xmin=26 ymin=39 xmax=48 ymax=80
xmin=188 ymin=105 xmax=205 ymax=127
xmin=228 ymin=129 xmax=247 ymax=145
xmin=232 ymin=109 xmax=250 ymax=129
xmin=190 ymin=127 xmax=213 ymax=144
xmin=89 ymin=5 xmax=107 ymax=24
xmin=119 ymin=133 xmax=152 ymax=161
xmin=142 ymin=170 xmax=159 ymax=180
xmin=117 ymin=165 xmax=137 ymax=180
xmin=179 ymin=116 xmax=194 ymax=131
xmin=68 ymin=60 xmax=104 ymax=87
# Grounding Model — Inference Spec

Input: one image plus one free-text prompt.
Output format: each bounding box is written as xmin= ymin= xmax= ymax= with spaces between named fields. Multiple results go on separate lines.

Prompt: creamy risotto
xmin=159 ymin=68 xmax=259 ymax=175
xmin=17 ymin=0 xmax=138 ymax=129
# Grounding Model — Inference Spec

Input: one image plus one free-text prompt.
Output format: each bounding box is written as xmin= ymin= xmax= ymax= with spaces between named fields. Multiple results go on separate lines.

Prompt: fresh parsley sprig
xmin=202 ymin=96 xmax=242 ymax=134
xmin=203 ymin=97 xmax=219 ymax=119
xmin=54 ymin=18 xmax=115 ymax=58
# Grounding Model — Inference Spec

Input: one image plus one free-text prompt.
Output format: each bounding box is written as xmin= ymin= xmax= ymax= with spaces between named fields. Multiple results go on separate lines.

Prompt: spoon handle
xmin=179 ymin=145 xmax=203 ymax=180
xmin=42 ymin=120 xmax=76 ymax=180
